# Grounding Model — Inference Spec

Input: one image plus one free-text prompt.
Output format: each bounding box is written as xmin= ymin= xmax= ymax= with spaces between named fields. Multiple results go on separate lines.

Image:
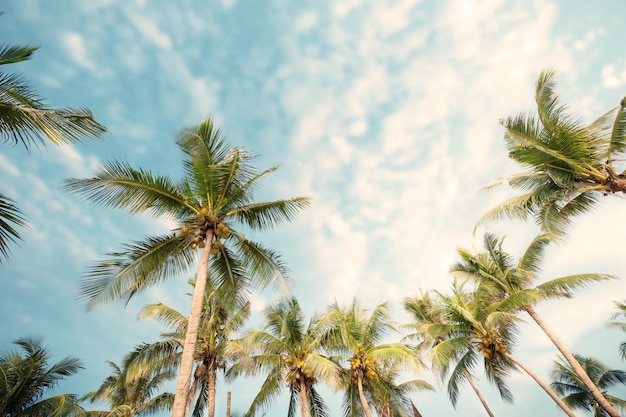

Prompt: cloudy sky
xmin=2 ymin=0 xmax=626 ymax=416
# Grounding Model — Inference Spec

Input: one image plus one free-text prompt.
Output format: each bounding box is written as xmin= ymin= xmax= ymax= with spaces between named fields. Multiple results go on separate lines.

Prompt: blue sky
xmin=2 ymin=0 xmax=626 ymax=416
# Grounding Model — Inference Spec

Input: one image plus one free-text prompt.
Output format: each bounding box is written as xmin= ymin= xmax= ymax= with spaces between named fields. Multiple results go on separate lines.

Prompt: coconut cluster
xmin=350 ymin=353 xmax=377 ymax=382
xmin=178 ymin=207 xmax=231 ymax=253
xmin=284 ymin=356 xmax=316 ymax=385
xmin=474 ymin=330 xmax=508 ymax=361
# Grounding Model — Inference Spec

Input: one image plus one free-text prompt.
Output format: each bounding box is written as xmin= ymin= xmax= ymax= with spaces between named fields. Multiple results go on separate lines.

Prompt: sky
xmin=1 ymin=0 xmax=626 ymax=416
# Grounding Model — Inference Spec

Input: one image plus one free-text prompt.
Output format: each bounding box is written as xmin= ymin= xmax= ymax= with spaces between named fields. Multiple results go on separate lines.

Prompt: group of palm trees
xmin=2 ymin=29 xmax=626 ymax=417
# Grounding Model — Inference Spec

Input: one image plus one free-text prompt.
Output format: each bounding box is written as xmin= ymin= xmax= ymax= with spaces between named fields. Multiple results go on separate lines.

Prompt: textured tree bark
xmin=357 ymin=377 xmax=374 ymax=417
xmin=298 ymin=379 xmax=312 ymax=417
xmin=504 ymin=352 xmax=576 ymax=417
xmin=207 ymin=364 xmax=216 ymax=417
xmin=464 ymin=370 xmax=496 ymax=417
xmin=172 ymin=229 xmax=214 ymax=417
xmin=524 ymin=305 xmax=620 ymax=417
xmin=226 ymin=391 xmax=231 ymax=417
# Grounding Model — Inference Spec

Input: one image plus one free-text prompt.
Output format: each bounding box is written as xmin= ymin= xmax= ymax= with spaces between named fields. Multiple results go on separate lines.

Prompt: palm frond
xmin=609 ymin=98 xmax=626 ymax=158
xmin=0 ymin=73 xmax=106 ymax=148
xmin=77 ymin=234 xmax=195 ymax=310
xmin=536 ymin=273 xmax=616 ymax=298
xmin=228 ymin=197 xmax=312 ymax=231
xmin=235 ymin=238 xmax=292 ymax=293
xmin=0 ymin=44 xmax=39 ymax=65
xmin=0 ymin=192 xmax=27 ymax=263
xmin=63 ymin=160 xmax=196 ymax=216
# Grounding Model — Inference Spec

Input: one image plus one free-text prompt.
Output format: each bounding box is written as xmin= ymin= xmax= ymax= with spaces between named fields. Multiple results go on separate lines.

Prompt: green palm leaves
xmin=64 ymin=117 xmax=310 ymax=417
xmin=81 ymin=353 xmax=175 ymax=417
xmin=0 ymin=41 xmax=106 ymax=264
xmin=480 ymin=69 xmax=626 ymax=238
xmin=64 ymin=118 xmax=310 ymax=309
xmin=0 ymin=336 xmax=85 ymax=417
xmin=550 ymin=355 xmax=626 ymax=417
xmin=326 ymin=300 xmax=430 ymax=417
xmin=227 ymin=298 xmax=338 ymax=417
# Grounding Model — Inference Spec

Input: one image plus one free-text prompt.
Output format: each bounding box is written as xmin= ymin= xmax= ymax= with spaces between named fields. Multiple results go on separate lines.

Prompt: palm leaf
xmin=0 ymin=44 xmax=38 ymax=65
xmin=0 ymin=192 xmax=27 ymax=263
xmin=63 ymin=160 xmax=197 ymax=216
xmin=77 ymin=234 xmax=195 ymax=310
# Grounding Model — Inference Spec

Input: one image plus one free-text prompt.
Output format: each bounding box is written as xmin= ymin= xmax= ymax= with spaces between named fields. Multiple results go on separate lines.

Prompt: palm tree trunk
xmin=523 ymin=305 xmax=620 ymax=417
xmin=226 ymin=391 xmax=231 ymax=417
xmin=185 ymin=374 xmax=200 ymax=417
xmin=207 ymin=365 xmax=216 ymax=417
xmin=463 ymin=370 xmax=496 ymax=417
xmin=504 ymin=352 xmax=576 ymax=417
xmin=356 ymin=376 xmax=374 ymax=417
xmin=298 ymin=379 xmax=312 ymax=417
xmin=172 ymin=229 xmax=214 ymax=417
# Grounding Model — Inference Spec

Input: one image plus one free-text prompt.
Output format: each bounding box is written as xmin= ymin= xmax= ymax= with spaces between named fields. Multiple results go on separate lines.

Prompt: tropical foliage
xmin=226 ymin=297 xmax=339 ymax=417
xmin=135 ymin=278 xmax=251 ymax=417
xmin=81 ymin=350 xmax=175 ymax=417
xmin=481 ymin=70 xmax=626 ymax=237
xmin=451 ymin=232 xmax=619 ymax=417
xmin=326 ymin=299 xmax=431 ymax=417
xmin=479 ymin=69 xmax=626 ymax=239
xmin=0 ymin=41 xmax=106 ymax=263
xmin=63 ymin=117 xmax=311 ymax=417
xmin=0 ymin=336 xmax=85 ymax=417
xmin=550 ymin=354 xmax=626 ymax=417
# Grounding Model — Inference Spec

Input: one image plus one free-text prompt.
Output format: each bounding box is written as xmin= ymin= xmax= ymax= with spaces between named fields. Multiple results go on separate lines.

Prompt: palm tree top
xmin=63 ymin=117 xmax=311 ymax=309
xmin=477 ymin=69 xmax=626 ymax=239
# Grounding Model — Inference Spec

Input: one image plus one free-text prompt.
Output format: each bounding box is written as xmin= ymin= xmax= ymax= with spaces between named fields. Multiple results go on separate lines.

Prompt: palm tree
xmin=606 ymin=300 xmax=626 ymax=360
xmin=0 ymin=41 xmax=106 ymax=263
xmin=478 ymin=69 xmax=626 ymax=239
xmin=226 ymin=297 xmax=339 ymax=417
xmin=325 ymin=299 xmax=425 ymax=417
xmin=550 ymin=354 xmax=626 ymax=416
xmin=0 ymin=336 xmax=85 ymax=417
xmin=452 ymin=232 xmax=619 ymax=417
xmin=135 ymin=278 xmax=251 ymax=417
xmin=433 ymin=282 xmax=577 ymax=416
xmin=403 ymin=290 xmax=500 ymax=417
xmin=63 ymin=117 xmax=311 ymax=417
xmin=82 ymin=350 xmax=175 ymax=417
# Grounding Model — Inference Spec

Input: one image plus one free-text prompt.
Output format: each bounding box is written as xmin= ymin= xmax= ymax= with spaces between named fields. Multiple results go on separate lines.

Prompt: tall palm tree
xmin=226 ymin=297 xmax=339 ymax=417
xmin=63 ymin=117 xmax=311 ymax=417
xmin=606 ymin=300 xmax=626 ymax=360
xmin=0 ymin=336 xmax=85 ymax=417
xmin=478 ymin=69 xmax=626 ymax=239
xmin=403 ymin=290 xmax=500 ymax=417
xmin=433 ymin=282 xmax=577 ymax=416
xmin=326 ymin=299 xmax=425 ymax=417
xmin=135 ymin=278 xmax=251 ymax=417
xmin=0 ymin=41 xmax=106 ymax=263
xmin=82 ymin=350 xmax=175 ymax=417
xmin=452 ymin=232 xmax=619 ymax=417
xmin=550 ymin=354 xmax=626 ymax=416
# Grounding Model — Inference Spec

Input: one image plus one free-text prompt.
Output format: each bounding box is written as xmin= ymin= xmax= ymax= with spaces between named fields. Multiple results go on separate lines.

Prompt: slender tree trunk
xmin=172 ymin=229 xmax=214 ymax=417
xmin=298 ymin=379 xmax=312 ymax=417
xmin=464 ymin=370 xmax=496 ymax=417
xmin=207 ymin=365 xmax=216 ymax=417
xmin=185 ymin=374 xmax=200 ymax=417
xmin=226 ymin=391 xmax=231 ymax=417
xmin=523 ymin=305 xmax=620 ymax=417
xmin=504 ymin=352 xmax=576 ymax=417
xmin=356 ymin=376 xmax=374 ymax=417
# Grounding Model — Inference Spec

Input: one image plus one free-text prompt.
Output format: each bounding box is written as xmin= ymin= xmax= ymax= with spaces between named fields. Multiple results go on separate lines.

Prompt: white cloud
xmin=602 ymin=64 xmax=626 ymax=89
xmin=62 ymin=32 xmax=96 ymax=70
xmin=132 ymin=14 xmax=173 ymax=49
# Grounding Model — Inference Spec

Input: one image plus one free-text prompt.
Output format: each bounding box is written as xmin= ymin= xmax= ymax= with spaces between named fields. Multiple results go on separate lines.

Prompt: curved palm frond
xmin=0 ymin=192 xmax=27 ymax=264
xmin=78 ymin=234 xmax=194 ymax=310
